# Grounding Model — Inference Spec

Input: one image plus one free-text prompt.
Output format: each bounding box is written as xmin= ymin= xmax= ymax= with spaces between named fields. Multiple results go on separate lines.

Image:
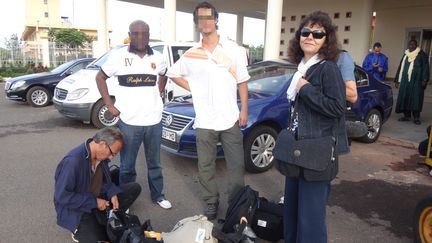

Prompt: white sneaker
xmin=156 ymin=198 xmax=172 ymax=209
xmin=71 ymin=233 xmax=79 ymax=242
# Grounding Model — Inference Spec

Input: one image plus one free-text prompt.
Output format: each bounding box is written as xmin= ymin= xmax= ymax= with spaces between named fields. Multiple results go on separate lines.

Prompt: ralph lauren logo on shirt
xmin=125 ymin=58 xmax=133 ymax=67
xmin=118 ymin=74 xmax=157 ymax=87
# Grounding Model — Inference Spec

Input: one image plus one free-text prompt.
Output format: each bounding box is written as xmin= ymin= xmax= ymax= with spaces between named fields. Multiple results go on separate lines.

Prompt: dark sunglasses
xmin=300 ymin=28 xmax=327 ymax=39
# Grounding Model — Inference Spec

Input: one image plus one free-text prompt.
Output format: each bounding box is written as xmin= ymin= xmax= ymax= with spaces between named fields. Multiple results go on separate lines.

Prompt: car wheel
xmin=414 ymin=195 xmax=432 ymax=243
xmin=244 ymin=125 xmax=278 ymax=173
xmin=91 ymin=99 xmax=119 ymax=129
xmin=26 ymin=86 xmax=50 ymax=107
xmin=358 ymin=108 xmax=382 ymax=143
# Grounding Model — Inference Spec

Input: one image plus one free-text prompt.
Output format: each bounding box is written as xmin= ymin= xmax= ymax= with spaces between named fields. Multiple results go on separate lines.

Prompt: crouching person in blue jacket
xmin=54 ymin=127 xmax=141 ymax=242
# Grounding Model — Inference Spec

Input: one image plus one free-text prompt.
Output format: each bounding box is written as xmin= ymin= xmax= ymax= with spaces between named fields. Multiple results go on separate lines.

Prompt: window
xmin=291 ymin=16 xmax=296 ymax=21
xmin=355 ymin=68 xmax=369 ymax=87
xmin=344 ymin=25 xmax=351 ymax=31
xmin=343 ymin=39 xmax=349 ymax=44
xmin=334 ymin=13 xmax=340 ymax=19
xmin=282 ymin=16 xmax=286 ymax=22
xmin=280 ymin=40 xmax=285 ymax=45
xmin=279 ymin=51 xmax=284 ymax=56
xmin=346 ymin=12 xmax=352 ymax=18
xmin=44 ymin=12 xmax=49 ymax=18
xmin=301 ymin=15 xmax=306 ymax=20
xmin=290 ymin=28 xmax=295 ymax=33
xmin=281 ymin=28 xmax=285 ymax=34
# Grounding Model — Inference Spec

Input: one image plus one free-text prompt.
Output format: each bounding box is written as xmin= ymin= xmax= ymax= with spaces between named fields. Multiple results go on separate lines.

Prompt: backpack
xmin=251 ymin=197 xmax=284 ymax=242
xmin=161 ymin=215 xmax=217 ymax=243
xmin=221 ymin=186 xmax=259 ymax=233
xmin=106 ymin=210 xmax=160 ymax=243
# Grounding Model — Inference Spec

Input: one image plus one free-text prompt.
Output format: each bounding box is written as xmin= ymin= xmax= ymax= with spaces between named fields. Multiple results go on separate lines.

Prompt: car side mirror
xmin=64 ymin=70 xmax=74 ymax=76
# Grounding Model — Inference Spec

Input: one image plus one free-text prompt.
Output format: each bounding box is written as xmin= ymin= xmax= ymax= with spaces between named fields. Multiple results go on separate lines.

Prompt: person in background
xmin=54 ymin=127 xmax=141 ymax=242
xmin=167 ymin=1 xmax=250 ymax=220
xmin=394 ymin=39 xmax=430 ymax=125
xmin=337 ymin=51 xmax=357 ymax=103
xmin=283 ymin=11 xmax=347 ymax=243
xmin=96 ymin=20 xmax=172 ymax=209
xmin=362 ymin=42 xmax=389 ymax=81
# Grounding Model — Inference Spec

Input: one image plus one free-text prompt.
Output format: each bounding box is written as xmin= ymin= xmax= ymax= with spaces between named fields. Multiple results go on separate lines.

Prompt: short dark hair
xmin=93 ymin=127 xmax=123 ymax=146
xmin=373 ymin=42 xmax=382 ymax=48
xmin=193 ymin=1 xmax=219 ymax=25
xmin=287 ymin=11 xmax=340 ymax=64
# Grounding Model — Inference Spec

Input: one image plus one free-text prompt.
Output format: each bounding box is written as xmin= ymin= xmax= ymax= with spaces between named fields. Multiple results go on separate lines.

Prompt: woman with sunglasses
xmin=281 ymin=11 xmax=347 ymax=243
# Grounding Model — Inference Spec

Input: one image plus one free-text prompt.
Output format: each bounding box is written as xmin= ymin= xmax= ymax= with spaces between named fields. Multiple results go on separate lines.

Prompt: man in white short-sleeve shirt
xmin=167 ymin=1 xmax=250 ymax=220
xmin=96 ymin=20 xmax=171 ymax=209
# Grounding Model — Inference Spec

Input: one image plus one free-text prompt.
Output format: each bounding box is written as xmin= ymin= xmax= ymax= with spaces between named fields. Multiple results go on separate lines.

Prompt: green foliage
xmin=49 ymin=28 xmax=92 ymax=48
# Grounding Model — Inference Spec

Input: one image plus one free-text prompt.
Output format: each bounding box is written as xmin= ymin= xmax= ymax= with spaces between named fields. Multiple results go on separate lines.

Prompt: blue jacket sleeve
xmin=54 ymin=157 xmax=97 ymax=213
xmin=362 ymin=53 xmax=373 ymax=72
xmin=298 ymin=62 xmax=346 ymax=118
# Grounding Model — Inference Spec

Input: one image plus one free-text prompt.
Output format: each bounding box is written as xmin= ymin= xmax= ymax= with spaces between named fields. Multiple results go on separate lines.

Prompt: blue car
xmin=161 ymin=60 xmax=393 ymax=173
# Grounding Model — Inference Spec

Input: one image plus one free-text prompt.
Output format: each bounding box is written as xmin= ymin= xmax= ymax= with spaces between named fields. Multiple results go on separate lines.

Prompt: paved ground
xmin=0 ymin=81 xmax=431 ymax=242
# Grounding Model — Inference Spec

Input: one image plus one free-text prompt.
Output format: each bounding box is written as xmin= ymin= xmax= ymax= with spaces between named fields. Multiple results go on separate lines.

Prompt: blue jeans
xmin=118 ymin=119 xmax=165 ymax=202
xmin=283 ymin=177 xmax=330 ymax=243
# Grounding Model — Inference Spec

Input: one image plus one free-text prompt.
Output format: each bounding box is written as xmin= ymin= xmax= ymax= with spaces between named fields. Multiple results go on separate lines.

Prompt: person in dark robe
xmin=394 ymin=39 xmax=430 ymax=125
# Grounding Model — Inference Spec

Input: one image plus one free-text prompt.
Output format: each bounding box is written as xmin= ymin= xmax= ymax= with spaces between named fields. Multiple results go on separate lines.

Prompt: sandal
xmin=398 ymin=117 xmax=410 ymax=121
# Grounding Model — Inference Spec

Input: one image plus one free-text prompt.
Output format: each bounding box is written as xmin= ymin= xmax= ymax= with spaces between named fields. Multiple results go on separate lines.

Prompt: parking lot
xmin=1 ymin=82 xmax=432 ymax=242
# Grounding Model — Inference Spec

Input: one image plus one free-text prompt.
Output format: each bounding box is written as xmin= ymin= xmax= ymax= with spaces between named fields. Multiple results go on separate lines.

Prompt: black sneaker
xmin=204 ymin=202 xmax=219 ymax=220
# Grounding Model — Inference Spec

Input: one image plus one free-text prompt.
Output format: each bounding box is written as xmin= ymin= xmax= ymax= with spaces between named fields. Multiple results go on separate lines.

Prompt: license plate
xmin=162 ymin=129 xmax=176 ymax=142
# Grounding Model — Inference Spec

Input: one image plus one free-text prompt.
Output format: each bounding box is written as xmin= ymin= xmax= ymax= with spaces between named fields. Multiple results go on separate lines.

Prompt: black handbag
xmin=273 ymin=94 xmax=337 ymax=181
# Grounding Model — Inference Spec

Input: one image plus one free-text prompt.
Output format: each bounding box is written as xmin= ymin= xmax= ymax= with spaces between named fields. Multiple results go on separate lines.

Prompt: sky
xmin=0 ymin=0 xmax=265 ymax=48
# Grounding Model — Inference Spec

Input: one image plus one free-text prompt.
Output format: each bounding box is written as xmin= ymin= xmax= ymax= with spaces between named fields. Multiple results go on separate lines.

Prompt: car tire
xmin=243 ymin=125 xmax=278 ymax=173
xmin=91 ymin=99 xmax=119 ymax=129
xmin=26 ymin=86 xmax=50 ymax=107
xmin=414 ymin=195 xmax=432 ymax=243
xmin=357 ymin=108 xmax=382 ymax=143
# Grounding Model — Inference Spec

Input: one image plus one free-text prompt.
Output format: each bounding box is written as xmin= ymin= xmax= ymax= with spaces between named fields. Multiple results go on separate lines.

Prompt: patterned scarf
xmin=398 ymin=47 xmax=420 ymax=82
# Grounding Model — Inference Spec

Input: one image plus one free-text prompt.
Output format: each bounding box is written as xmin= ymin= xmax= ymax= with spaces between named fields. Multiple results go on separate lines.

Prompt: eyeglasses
xmin=300 ymin=28 xmax=327 ymax=39
xmin=106 ymin=144 xmax=115 ymax=157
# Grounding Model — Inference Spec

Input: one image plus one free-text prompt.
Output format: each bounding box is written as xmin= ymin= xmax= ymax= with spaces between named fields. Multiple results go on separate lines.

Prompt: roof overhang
xmin=117 ymin=0 xmax=267 ymax=19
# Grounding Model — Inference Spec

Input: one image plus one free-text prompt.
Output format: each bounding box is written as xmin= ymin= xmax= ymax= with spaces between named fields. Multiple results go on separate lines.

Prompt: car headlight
xmin=66 ymin=88 xmax=89 ymax=101
xmin=10 ymin=80 xmax=26 ymax=90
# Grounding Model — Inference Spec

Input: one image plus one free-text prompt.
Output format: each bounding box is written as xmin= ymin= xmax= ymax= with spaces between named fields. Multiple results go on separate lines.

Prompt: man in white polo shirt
xmin=96 ymin=20 xmax=171 ymax=209
xmin=167 ymin=2 xmax=250 ymax=220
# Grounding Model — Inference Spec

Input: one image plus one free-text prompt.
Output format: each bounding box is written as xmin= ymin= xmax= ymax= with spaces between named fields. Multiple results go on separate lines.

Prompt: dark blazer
xmin=284 ymin=60 xmax=348 ymax=181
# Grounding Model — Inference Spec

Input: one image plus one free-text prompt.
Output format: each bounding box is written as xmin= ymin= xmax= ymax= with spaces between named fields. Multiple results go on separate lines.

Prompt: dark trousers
xmin=283 ymin=177 xmax=330 ymax=243
xmin=403 ymin=111 xmax=420 ymax=119
xmin=74 ymin=182 xmax=141 ymax=243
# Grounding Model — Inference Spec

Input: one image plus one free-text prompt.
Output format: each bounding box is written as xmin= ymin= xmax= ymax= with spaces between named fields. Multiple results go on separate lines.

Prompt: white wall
xmin=280 ymin=0 xmax=373 ymax=65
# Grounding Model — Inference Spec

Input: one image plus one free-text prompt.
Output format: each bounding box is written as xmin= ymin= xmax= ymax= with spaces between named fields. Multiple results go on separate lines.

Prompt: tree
xmin=3 ymin=34 xmax=23 ymax=63
xmin=48 ymin=28 xmax=93 ymax=48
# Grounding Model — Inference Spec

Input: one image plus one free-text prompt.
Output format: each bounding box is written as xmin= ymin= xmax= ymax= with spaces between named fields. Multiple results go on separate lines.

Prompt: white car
xmin=53 ymin=42 xmax=194 ymax=128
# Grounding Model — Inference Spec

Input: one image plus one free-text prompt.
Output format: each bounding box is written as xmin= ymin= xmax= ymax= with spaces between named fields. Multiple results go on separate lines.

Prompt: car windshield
xmin=50 ymin=59 xmax=80 ymax=73
xmin=247 ymin=64 xmax=296 ymax=94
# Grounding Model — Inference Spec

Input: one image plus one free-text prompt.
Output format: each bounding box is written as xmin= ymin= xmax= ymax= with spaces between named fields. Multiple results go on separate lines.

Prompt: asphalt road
xmin=0 ymin=82 xmax=431 ymax=242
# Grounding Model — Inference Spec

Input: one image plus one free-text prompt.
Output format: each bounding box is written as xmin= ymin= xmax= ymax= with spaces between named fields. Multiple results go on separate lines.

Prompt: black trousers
xmin=74 ymin=182 xmax=141 ymax=243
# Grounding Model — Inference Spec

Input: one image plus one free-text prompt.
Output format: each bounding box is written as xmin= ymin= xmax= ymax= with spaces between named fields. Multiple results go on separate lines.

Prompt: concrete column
xmin=236 ymin=15 xmax=244 ymax=45
xmin=263 ymin=0 xmax=283 ymax=60
xmin=357 ymin=0 xmax=373 ymax=64
xmin=164 ymin=0 xmax=176 ymax=42
xmin=94 ymin=0 xmax=109 ymax=57
xmin=41 ymin=39 xmax=50 ymax=67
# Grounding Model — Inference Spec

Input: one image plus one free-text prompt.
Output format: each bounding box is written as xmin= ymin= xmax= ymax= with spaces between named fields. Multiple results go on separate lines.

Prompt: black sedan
xmin=4 ymin=58 xmax=94 ymax=107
